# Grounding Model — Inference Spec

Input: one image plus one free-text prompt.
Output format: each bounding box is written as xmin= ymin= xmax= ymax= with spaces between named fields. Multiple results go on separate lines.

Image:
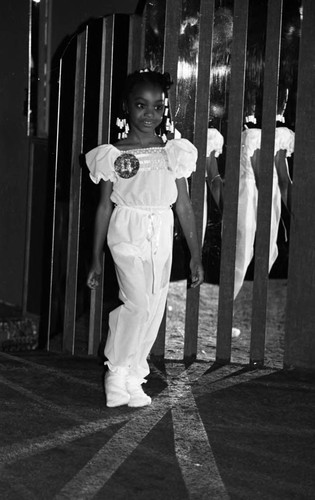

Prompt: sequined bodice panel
xmin=111 ymin=147 xmax=178 ymax=208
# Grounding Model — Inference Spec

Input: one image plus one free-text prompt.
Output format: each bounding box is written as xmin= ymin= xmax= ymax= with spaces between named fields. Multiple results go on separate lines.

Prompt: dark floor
xmin=1 ymin=350 xmax=315 ymax=500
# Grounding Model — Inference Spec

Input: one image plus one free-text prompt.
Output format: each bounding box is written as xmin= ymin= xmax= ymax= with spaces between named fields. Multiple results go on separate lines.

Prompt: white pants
xmin=234 ymin=176 xmax=281 ymax=299
xmin=105 ymin=205 xmax=174 ymax=379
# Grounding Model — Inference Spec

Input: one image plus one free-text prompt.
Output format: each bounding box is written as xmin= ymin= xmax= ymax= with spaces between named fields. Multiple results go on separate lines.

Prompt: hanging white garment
xmin=203 ymin=128 xmax=224 ymax=243
xmin=234 ymin=127 xmax=295 ymax=299
xmin=86 ymin=139 xmax=197 ymax=379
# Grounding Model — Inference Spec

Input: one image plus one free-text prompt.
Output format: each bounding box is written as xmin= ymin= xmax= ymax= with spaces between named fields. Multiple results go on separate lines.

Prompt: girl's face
xmin=126 ymin=83 xmax=165 ymax=135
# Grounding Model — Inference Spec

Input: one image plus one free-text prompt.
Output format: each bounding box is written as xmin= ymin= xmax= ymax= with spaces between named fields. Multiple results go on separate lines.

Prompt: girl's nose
xmin=144 ymin=107 xmax=154 ymax=117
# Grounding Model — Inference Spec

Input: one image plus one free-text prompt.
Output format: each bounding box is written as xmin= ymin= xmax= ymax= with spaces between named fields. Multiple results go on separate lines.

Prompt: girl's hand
xmin=87 ymin=265 xmax=102 ymax=290
xmin=190 ymin=258 xmax=204 ymax=288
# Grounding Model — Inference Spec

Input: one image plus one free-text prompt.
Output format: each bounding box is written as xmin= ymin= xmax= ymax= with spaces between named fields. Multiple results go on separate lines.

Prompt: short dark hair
xmin=123 ymin=69 xmax=173 ymax=99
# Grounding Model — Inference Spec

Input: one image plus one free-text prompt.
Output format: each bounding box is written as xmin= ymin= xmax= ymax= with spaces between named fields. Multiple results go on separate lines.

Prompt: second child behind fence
xmin=86 ymin=69 xmax=204 ymax=408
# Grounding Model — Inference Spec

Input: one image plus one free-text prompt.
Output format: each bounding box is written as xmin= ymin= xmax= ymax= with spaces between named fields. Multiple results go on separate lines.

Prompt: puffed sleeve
xmin=85 ymin=144 xmax=120 ymax=184
xmin=241 ymin=128 xmax=261 ymax=158
xmin=165 ymin=138 xmax=197 ymax=179
xmin=275 ymin=127 xmax=295 ymax=157
xmin=206 ymin=128 xmax=224 ymax=157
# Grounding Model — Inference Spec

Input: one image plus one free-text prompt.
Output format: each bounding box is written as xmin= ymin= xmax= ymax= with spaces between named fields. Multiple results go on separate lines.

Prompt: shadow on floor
xmin=0 ymin=351 xmax=314 ymax=499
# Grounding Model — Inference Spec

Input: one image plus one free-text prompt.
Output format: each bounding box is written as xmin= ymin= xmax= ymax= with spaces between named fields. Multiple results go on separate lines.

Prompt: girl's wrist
xmin=210 ymin=174 xmax=221 ymax=184
xmin=190 ymin=253 xmax=202 ymax=263
xmin=91 ymin=256 xmax=102 ymax=269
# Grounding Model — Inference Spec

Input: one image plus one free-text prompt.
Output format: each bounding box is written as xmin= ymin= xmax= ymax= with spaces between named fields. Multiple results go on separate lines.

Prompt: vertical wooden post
xmin=216 ymin=0 xmax=249 ymax=363
xmin=37 ymin=0 xmax=52 ymax=137
xmin=184 ymin=0 xmax=215 ymax=360
xmin=46 ymin=59 xmax=62 ymax=351
xmin=151 ymin=0 xmax=182 ymax=358
xmin=23 ymin=138 xmax=35 ymax=316
xmin=142 ymin=0 xmax=166 ymax=71
xmin=88 ymin=17 xmax=114 ymax=356
xmin=250 ymin=0 xmax=283 ymax=366
xmin=284 ymin=0 xmax=315 ymax=371
xmin=128 ymin=12 xmax=145 ymax=73
xmin=63 ymin=29 xmax=88 ymax=354
xmin=162 ymin=0 xmax=181 ymax=91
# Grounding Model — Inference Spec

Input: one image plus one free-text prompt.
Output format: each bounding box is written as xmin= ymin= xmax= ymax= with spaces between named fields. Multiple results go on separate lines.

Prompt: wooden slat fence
xmin=63 ymin=29 xmax=88 ymax=353
xmin=250 ymin=0 xmax=283 ymax=365
xmin=45 ymin=0 xmax=315 ymax=371
xmin=88 ymin=17 xmax=114 ymax=355
xmin=285 ymin=0 xmax=315 ymax=370
xmin=184 ymin=0 xmax=215 ymax=359
xmin=216 ymin=0 xmax=249 ymax=363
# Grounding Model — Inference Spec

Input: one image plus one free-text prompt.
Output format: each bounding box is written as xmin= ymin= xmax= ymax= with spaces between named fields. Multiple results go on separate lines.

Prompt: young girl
xmin=86 ymin=69 xmax=204 ymax=408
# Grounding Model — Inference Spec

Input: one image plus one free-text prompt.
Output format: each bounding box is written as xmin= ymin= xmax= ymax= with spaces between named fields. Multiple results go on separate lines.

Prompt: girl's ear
xmin=122 ymin=100 xmax=128 ymax=115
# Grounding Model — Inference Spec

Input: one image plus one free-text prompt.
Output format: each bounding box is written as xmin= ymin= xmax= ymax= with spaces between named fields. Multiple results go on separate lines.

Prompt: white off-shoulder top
xmin=206 ymin=128 xmax=224 ymax=157
xmin=85 ymin=138 xmax=197 ymax=208
xmin=240 ymin=127 xmax=295 ymax=179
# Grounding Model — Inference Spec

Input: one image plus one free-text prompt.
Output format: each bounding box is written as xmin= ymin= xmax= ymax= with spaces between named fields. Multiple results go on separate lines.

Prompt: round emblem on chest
xmin=114 ymin=153 xmax=140 ymax=179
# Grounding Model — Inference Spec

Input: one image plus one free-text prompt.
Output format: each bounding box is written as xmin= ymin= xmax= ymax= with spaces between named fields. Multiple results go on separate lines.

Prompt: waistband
xmin=114 ymin=204 xmax=172 ymax=213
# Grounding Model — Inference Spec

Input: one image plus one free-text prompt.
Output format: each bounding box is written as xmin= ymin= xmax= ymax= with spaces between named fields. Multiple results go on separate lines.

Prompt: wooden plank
xmin=216 ymin=0 xmax=249 ymax=363
xmin=250 ymin=0 xmax=283 ymax=366
xmin=36 ymin=0 xmax=52 ymax=137
xmin=63 ymin=29 xmax=88 ymax=354
xmin=46 ymin=58 xmax=63 ymax=352
xmin=150 ymin=0 xmax=182 ymax=357
xmin=162 ymin=0 xmax=181 ymax=91
xmin=27 ymin=2 xmax=32 ymax=137
xmin=128 ymin=12 xmax=145 ymax=73
xmin=98 ymin=17 xmax=114 ymax=145
xmin=151 ymin=308 xmax=167 ymax=358
xmin=184 ymin=0 xmax=215 ymax=360
xmin=175 ymin=0 xmax=200 ymax=143
xmin=88 ymin=17 xmax=114 ymax=356
xmin=284 ymin=0 xmax=315 ymax=370
xmin=22 ymin=138 xmax=35 ymax=316
xmin=23 ymin=138 xmax=48 ymax=315
xmin=143 ymin=0 xmax=166 ymax=71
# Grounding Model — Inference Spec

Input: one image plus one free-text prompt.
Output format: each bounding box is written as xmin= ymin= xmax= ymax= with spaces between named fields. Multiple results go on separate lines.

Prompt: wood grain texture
xmin=63 ymin=29 xmax=88 ymax=354
xmin=250 ymin=0 xmax=283 ymax=365
xmin=284 ymin=0 xmax=315 ymax=370
xmin=216 ymin=0 xmax=249 ymax=363
xmin=184 ymin=0 xmax=215 ymax=359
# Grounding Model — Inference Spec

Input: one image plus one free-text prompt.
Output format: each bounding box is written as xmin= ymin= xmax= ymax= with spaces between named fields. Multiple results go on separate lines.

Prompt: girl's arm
xmin=206 ymin=151 xmax=224 ymax=213
xmin=250 ymin=149 xmax=260 ymax=188
xmin=87 ymin=180 xmax=114 ymax=289
xmin=175 ymin=178 xmax=204 ymax=287
xmin=274 ymin=149 xmax=292 ymax=211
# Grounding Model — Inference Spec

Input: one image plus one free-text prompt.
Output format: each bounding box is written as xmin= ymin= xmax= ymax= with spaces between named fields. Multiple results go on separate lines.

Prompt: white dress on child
xmin=234 ymin=127 xmax=295 ymax=298
xmin=203 ymin=128 xmax=224 ymax=242
xmin=86 ymin=139 xmax=197 ymax=379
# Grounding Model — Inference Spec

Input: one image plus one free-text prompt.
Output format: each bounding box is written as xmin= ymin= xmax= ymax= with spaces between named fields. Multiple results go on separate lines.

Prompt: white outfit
xmin=203 ymin=128 xmax=224 ymax=242
xmin=86 ymin=139 xmax=197 ymax=379
xmin=234 ymin=127 xmax=295 ymax=298
xmin=206 ymin=128 xmax=224 ymax=158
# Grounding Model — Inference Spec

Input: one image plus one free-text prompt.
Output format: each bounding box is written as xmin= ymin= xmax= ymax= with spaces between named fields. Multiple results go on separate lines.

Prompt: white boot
xmin=126 ymin=375 xmax=151 ymax=408
xmin=104 ymin=366 xmax=130 ymax=407
xmin=216 ymin=328 xmax=241 ymax=339
xmin=232 ymin=328 xmax=241 ymax=339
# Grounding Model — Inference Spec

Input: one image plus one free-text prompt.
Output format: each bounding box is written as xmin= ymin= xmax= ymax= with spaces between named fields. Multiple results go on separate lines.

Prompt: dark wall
xmin=51 ymin=0 xmax=140 ymax=58
xmin=0 ymin=0 xmax=142 ymax=309
xmin=0 ymin=0 xmax=29 ymax=307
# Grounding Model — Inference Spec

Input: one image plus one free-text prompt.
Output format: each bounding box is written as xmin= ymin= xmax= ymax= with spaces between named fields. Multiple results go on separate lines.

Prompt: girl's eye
xmin=136 ymin=103 xmax=144 ymax=109
xmin=155 ymin=105 xmax=164 ymax=111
